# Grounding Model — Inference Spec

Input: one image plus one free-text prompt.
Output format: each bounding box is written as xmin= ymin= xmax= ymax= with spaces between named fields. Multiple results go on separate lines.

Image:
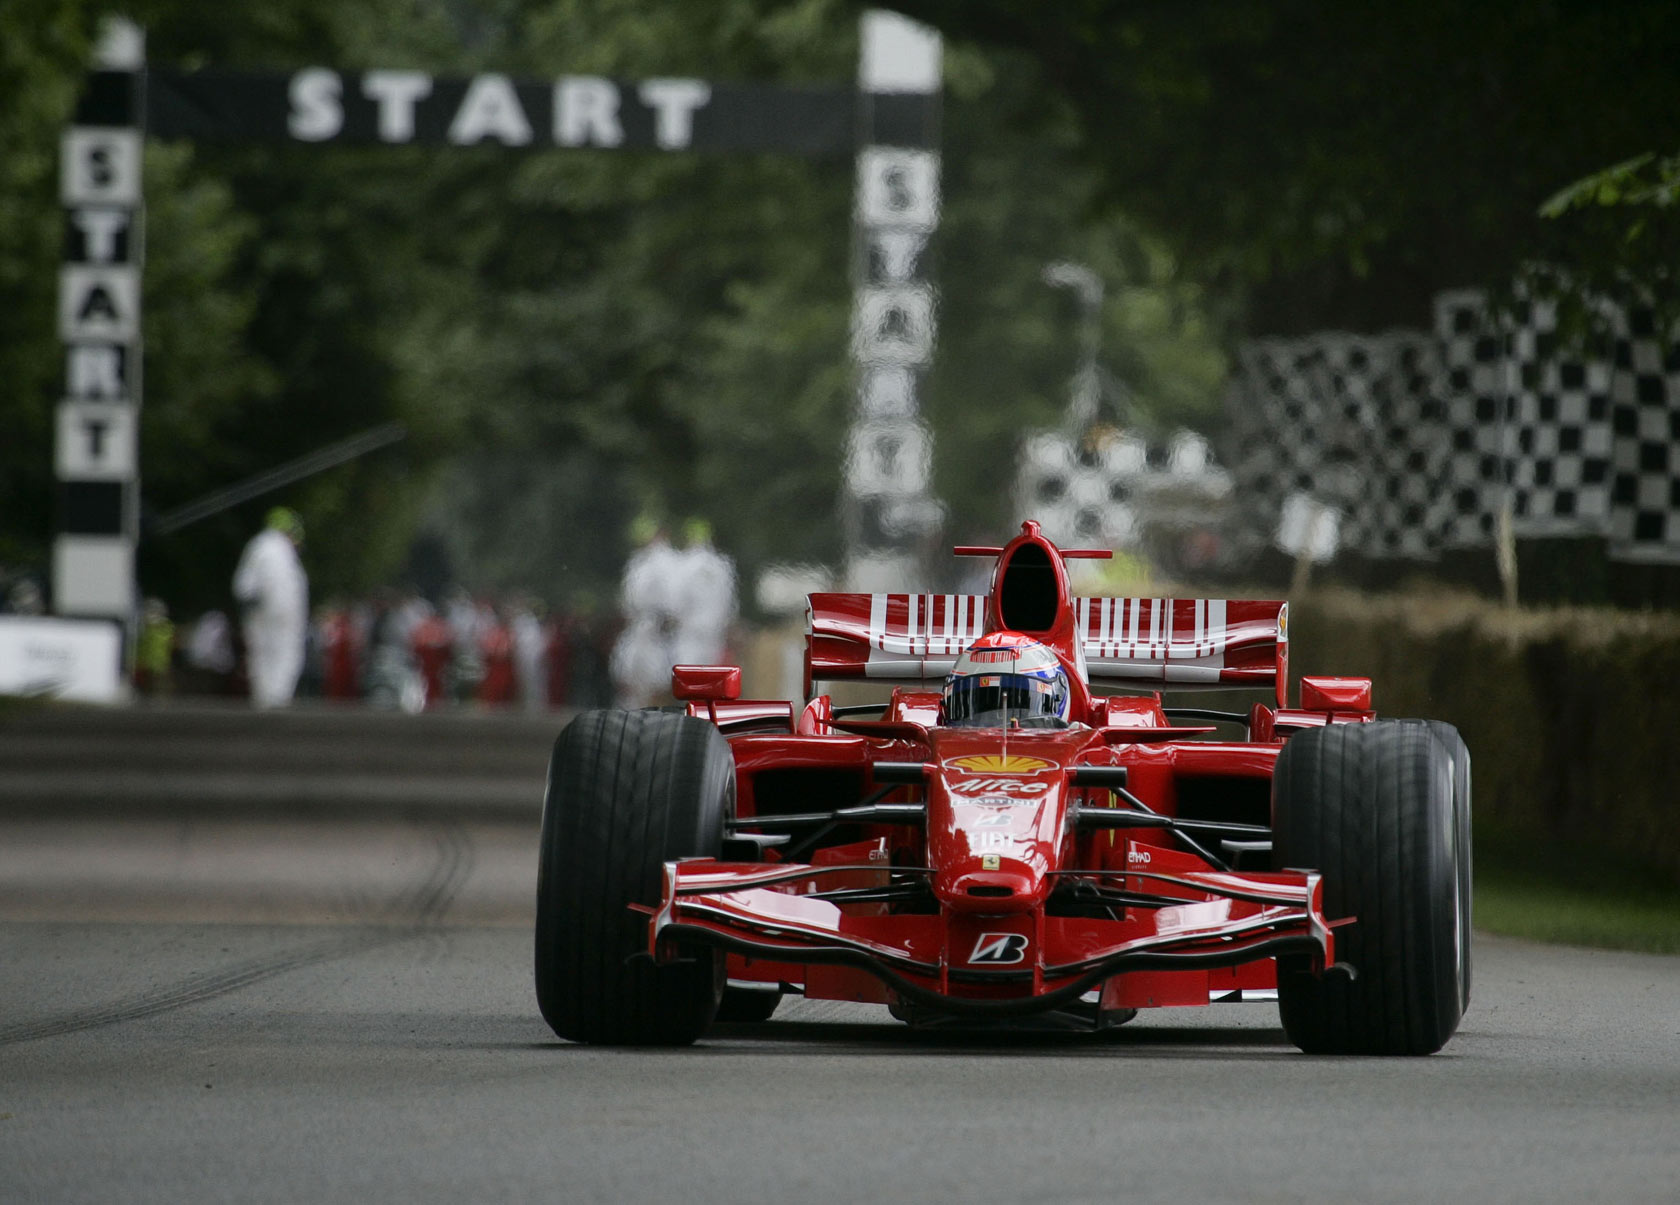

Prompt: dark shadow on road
xmin=516 ymin=1018 xmax=1296 ymax=1060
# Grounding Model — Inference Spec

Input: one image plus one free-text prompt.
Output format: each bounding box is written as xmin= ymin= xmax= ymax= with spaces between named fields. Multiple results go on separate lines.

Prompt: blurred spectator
xmin=478 ymin=602 xmax=516 ymax=706
xmin=445 ymin=588 xmax=486 ymax=702
xmin=299 ymin=609 xmax=326 ymax=698
xmin=319 ymin=603 xmax=361 ymax=700
xmin=232 ymin=507 xmax=309 ymax=709
xmin=365 ymin=590 xmax=425 ymax=712
xmin=185 ymin=610 xmax=235 ymax=676
xmin=543 ymin=608 xmax=575 ymax=709
xmin=610 ymin=516 xmax=682 ymax=708
xmin=134 ymin=597 xmax=174 ymax=696
xmin=672 ymin=517 xmax=737 ymax=666
xmin=509 ymin=596 xmax=548 ymax=713
xmin=411 ymin=605 xmax=454 ymax=708
xmin=572 ymin=603 xmax=616 ymax=709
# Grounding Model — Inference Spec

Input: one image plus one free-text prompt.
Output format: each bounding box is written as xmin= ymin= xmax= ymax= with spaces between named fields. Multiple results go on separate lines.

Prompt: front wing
xmin=651 ymin=860 xmax=1334 ymax=1017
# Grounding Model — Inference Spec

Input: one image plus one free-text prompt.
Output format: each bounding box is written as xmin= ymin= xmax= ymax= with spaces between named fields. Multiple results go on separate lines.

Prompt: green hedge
xmin=1291 ymin=590 xmax=1680 ymax=886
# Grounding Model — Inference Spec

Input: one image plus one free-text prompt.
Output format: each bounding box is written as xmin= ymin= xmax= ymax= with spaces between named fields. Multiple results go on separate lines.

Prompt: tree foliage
xmin=1537 ymin=151 xmax=1680 ymax=318
xmin=1 ymin=0 xmax=1229 ymax=615
xmin=879 ymin=0 xmax=1680 ymax=332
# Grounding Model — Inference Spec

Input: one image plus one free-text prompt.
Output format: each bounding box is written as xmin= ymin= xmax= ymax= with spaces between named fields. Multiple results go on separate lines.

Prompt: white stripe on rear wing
xmin=807 ymin=594 xmax=1286 ymax=699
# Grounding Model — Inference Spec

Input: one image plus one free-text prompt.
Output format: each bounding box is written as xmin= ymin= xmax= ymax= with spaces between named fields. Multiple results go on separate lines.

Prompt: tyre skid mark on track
xmin=0 ymin=817 xmax=474 ymax=1046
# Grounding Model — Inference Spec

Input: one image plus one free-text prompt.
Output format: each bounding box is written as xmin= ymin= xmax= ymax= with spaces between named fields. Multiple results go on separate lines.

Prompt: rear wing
xmin=806 ymin=593 xmax=1287 ymax=703
xmin=1074 ymin=598 xmax=1286 ymax=700
xmin=806 ymin=593 xmax=986 ymax=686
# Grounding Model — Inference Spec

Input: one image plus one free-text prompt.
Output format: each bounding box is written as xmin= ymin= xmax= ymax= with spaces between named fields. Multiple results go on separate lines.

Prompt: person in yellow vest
xmin=134 ymin=597 xmax=174 ymax=696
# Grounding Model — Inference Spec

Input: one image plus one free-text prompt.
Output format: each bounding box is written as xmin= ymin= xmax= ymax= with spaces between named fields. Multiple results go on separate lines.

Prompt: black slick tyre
xmin=534 ymin=708 xmax=734 ymax=1045
xmin=1412 ymin=719 xmax=1473 ymax=1011
xmin=1272 ymin=721 xmax=1468 ymax=1055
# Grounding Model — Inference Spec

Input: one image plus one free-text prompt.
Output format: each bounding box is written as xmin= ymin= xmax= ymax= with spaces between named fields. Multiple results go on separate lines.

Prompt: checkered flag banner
xmin=1433 ymin=291 xmax=1506 ymax=548
xmin=1609 ymin=307 xmax=1680 ymax=564
xmin=1355 ymin=333 xmax=1449 ymax=559
xmin=1015 ymin=428 xmax=1146 ymax=547
xmin=1502 ymin=294 xmax=1616 ymax=538
xmin=1437 ymin=289 xmax=1633 ymax=546
xmin=1229 ymin=333 xmax=1449 ymax=559
xmin=1223 ymin=287 xmax=1680 ymax=566
xmin=1014 ymin=426 xmax=1233 ymax=551
xmin=1227 ymin=339 xmax=1356 ymax=549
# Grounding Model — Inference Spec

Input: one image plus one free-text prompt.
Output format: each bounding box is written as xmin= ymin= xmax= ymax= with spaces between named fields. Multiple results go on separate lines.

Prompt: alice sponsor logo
xmin=950 ymin=777 xmax=1050 ymax=798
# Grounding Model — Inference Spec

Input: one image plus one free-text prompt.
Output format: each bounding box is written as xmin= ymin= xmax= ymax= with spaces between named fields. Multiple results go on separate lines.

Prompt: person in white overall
xmin=609 ymin=516 xmax=683 ymax=709
xmin=232 ymin=507 xmax=309 ymax=708
xmin=670 ymin=517 xmax=737 ymax=668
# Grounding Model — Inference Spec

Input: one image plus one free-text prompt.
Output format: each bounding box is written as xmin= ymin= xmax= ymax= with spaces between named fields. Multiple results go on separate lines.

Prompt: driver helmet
xmin=940 ymin=631 xmax=1072 ymax=729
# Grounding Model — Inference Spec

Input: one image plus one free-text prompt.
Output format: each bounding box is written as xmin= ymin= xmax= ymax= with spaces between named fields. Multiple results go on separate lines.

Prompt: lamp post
xmin=1043 ymin=261 xmax=1104 ymax=433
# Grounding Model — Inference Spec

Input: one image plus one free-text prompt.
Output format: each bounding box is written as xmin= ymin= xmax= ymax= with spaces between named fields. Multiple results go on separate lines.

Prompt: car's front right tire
xmin=1272 ymin=720 xmax=1468 ymax=1055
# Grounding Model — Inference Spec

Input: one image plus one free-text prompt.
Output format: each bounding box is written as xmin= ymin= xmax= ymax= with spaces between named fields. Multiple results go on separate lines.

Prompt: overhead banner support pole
xmin=54 ymin=17 xmax=146 ymax=626
xmin=844 ymin=10 xmax=943 ymax=591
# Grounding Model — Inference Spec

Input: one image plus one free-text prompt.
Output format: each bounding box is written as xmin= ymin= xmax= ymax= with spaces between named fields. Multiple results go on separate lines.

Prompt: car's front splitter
xmin=650 ymin=860 xmax=1333 ymax=1018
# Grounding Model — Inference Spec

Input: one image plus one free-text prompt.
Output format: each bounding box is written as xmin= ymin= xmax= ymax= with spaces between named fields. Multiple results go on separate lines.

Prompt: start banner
xmin=145 ymin=68 xmax=935 ymax=154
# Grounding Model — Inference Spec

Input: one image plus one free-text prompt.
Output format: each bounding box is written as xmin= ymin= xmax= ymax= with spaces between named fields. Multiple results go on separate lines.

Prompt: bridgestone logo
xmin=969 ymin=933 xmax=1029 ymax=964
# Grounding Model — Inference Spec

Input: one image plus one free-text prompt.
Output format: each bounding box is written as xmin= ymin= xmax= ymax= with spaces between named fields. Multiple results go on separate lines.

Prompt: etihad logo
xmin=945 ymin=754 xmax=1053 ymax=775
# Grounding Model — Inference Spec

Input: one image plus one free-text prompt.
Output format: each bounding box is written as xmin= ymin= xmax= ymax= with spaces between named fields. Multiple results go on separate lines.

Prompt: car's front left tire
xmin=534 ymin=708 xmax=733 ymax=1045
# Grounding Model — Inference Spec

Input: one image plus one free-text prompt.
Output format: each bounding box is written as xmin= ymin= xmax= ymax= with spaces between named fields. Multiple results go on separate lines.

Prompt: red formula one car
xmin=535 ymin=522 xmax=1471 ymax=1054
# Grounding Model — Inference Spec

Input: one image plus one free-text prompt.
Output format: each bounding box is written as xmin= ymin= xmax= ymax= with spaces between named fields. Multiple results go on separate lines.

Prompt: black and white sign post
xmin=845 ymin=10 xmax=943 ymax=591
xmin=54 ymin=19 xmax=145 ymax=628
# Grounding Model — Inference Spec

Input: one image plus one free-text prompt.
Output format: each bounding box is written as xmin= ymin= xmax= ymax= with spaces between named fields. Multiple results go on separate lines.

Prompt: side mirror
xmin=1299 ymin=676 xmax=1372 ymax=712
xmin=671 ymin=664 xmax=742 ymax=701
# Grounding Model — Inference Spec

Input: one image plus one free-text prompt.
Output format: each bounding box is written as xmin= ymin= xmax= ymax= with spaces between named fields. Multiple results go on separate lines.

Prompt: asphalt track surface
xmin=2 ymin=810 xmax=1678 ymax=1204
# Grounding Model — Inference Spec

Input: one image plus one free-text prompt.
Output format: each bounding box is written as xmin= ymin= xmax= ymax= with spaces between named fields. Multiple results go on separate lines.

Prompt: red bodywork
xmin=654 ymin=522 xmax=1370 ymax=1021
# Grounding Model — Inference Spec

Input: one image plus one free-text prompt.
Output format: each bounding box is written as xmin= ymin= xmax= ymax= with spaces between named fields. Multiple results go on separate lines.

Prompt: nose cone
xmin=928 ymin=784 xmax=1064 ymax=914
xmin=924 ymin=730 xmax=1082 ymax=915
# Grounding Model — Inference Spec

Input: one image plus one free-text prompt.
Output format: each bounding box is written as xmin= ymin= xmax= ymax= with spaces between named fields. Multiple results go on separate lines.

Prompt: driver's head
xmin=939 ymin=631 xmax=1071 ymax=729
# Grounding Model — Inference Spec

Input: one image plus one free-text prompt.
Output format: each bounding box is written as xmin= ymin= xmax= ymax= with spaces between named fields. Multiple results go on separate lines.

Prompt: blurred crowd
xmin=133 ymin=588 xmax=621 ymax=712
xmin=120 ymin=511 xmax=736 ymax=712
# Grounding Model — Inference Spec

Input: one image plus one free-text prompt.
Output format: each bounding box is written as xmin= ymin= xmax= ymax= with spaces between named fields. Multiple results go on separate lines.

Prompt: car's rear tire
xmin=715 ymin=985 xmax=781 ymax=1023
xmin=534 ymin=708 xmax=733 ymax=1044
xmin=1273 ymin=721 xmax=1467 ymax=1055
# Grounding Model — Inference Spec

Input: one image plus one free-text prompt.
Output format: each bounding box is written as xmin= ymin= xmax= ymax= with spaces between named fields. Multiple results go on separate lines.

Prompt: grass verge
xmin=1474 ymin=828 xmax=1680 ymax=955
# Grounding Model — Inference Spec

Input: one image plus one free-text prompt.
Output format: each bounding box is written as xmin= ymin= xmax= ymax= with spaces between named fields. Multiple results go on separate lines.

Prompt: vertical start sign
xmin=845 ymin=11 xmax=943 ymax=591
xmin=55 ymin=21 xmax=145 ymax=620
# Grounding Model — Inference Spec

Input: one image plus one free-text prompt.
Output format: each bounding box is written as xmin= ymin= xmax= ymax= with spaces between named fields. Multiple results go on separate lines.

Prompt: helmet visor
xmin=941 ymin=673 xmax=1068 ymax=729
